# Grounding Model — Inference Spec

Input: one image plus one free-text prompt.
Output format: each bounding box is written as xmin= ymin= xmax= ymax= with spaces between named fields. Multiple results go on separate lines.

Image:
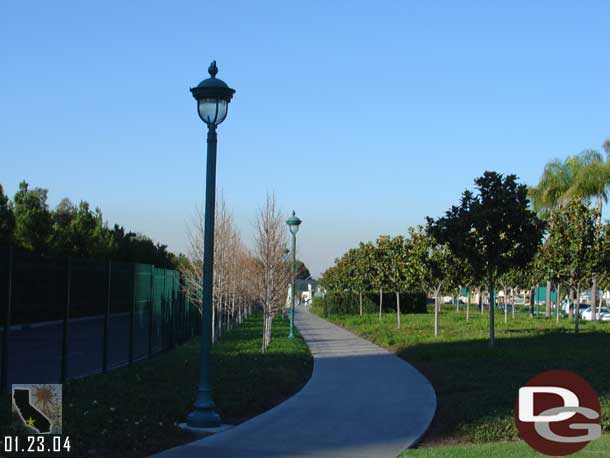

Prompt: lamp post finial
xmin=208 ymin=61 xmax=218 ymax=78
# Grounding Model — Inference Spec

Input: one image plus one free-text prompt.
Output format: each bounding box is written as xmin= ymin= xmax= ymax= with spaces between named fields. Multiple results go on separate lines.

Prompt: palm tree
xmin=534 ymin=145 xmax=610 ymax=320
xmin=530 ymin=157 xmax=579 ymax=317
xmin=568 ymin=149 xmax=609 ymax=221
xmin=569 ymin=147 xmax=610 ymax=320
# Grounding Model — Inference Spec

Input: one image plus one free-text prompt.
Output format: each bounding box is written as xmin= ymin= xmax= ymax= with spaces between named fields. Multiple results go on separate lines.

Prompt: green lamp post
xmin=286 ymin=211 xmax=302 ymax=339
xmin=186 ymin=61 xmax=235 ymax=428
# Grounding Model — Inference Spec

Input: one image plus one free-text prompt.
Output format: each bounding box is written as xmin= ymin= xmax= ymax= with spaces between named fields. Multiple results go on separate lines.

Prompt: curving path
xmin=153 ymin=307 xmax=437 ymax=458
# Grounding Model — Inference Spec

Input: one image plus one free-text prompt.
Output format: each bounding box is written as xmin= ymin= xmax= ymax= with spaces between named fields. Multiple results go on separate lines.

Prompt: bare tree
xmin=254 ymin=193 xmax=290 ymax=353
xmin=181 ymin=194 xmax=256 ymax=342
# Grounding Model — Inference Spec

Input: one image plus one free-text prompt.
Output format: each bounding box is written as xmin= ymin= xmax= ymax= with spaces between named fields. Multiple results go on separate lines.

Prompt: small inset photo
xmin=12 ymin=384 xmax=62 ymax=435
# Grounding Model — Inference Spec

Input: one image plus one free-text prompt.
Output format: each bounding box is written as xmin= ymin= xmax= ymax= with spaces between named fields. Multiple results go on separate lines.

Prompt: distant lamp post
xmin=282 ymin=248 xmax=290 ymax=320
xmin=187 ymin=61 xmax=235 ymax=428
xmin=286 ymin=211 xmax=302 ymax=339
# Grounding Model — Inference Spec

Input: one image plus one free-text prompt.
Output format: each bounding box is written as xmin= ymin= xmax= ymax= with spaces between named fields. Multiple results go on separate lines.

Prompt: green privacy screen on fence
xmin=0 ymin=245 xmax=198 ymax=391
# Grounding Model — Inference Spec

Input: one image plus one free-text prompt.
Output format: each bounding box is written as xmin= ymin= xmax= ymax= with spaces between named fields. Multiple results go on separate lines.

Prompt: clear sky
xmin=1 ymin=1 xmax=609 ymax=276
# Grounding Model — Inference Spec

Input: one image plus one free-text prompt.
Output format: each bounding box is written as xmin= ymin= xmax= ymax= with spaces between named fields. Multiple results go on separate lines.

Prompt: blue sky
xmin=1 ymin=1 xmax=609 ymax=276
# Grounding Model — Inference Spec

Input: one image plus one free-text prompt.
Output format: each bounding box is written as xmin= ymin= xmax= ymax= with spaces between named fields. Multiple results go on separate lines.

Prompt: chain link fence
xmin=0 ymin=245 xmax=199 ymax=392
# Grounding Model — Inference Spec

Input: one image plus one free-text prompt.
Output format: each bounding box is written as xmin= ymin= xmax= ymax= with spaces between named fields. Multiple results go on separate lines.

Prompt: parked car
xmin=443 ymin=298 xmax=465 ymax=305
xmin=581 ymin=307 xmax=610 ymax=321
xmin=561 ymin=303 xmax=589 ymax=318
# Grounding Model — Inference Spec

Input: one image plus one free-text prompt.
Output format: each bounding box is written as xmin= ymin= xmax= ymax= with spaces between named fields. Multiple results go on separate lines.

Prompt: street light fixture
xmin=286 ymin=211 xmax=302 ymax=339
xmin=186 ymin=61 xmax=235 ymax=428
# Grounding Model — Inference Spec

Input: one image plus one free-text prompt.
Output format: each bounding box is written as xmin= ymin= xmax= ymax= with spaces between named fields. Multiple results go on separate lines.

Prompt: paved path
xmin=153 ymin=307 xmax=437 ymax=458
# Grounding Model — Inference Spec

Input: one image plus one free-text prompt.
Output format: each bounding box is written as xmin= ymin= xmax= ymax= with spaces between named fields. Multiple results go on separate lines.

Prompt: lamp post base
xmin=178 ymin=422 xmax=233 ymax=434
xmin=186 ymin=407 xmax=222 ymax=428
xmin=288 ymin=334 xmax=295 ymax=339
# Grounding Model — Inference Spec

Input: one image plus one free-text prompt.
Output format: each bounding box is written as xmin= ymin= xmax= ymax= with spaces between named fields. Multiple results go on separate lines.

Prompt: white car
xmin=581 ymin=307 xmax=610 ymax=321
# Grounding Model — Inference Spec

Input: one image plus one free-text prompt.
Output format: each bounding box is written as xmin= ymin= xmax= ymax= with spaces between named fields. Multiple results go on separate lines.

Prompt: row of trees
xmin=321 ymin=138 xmax=610 ymax=345
xmin=322 ymin=172 xmax=543 ymax=342
xmin=0 ymin=181 xmax=179 ymax=267
xmin=180 ymin=196 xmax=258 ymax=344
xmin=180 ymin=193 xmax=307 ymax=353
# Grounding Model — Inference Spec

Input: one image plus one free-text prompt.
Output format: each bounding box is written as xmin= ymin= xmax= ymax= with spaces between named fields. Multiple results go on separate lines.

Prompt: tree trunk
xmin=488 ymin=276 xmax=495 ymax=346
xmin=504 ymin=288 xmax=508 ymax=323
xmin=466 ymin=292 xmax=470 ymax=322
xmin=211 ymin=300 xmax=216 ymax=343
xmin=593 ymin=194 xmax=603 ymax=320
xmin=477 ymin=287 xmax=483 ymax=315
xmin=575 ymin=286 xmax=581 ymax=335
xmin=359 ymin=291 xmax=363 ymax=316
xmin=568 ymin=287 xmax=574 ymax=319
xmin=396 ymin=291 xmax=401 ymax=329
xmin=556 ymin=284 xmax=561 ymax=322
xmin=591 ymin=277 xmax=598 ymax=321
xmin=261 ymin=312 xmax=268 ymax=353
xmin=545 ymin=279 xmax=552 ymax=318
xmin=529 ymin=286 xmax=535 ymax=318
xmin=434 ymin=293 xmax=439 ymax=336
xmin=378 ymin=288 xmax=383 ymax=320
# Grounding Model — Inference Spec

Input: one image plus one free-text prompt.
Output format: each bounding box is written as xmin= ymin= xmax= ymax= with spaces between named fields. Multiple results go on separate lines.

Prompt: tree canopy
xmin=0 ymin=180 xmax=179 ymax=267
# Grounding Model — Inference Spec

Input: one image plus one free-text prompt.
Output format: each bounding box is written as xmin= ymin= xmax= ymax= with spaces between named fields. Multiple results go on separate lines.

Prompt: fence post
xmin=60 ymin=257 xmax=71 ymax=382
xmin=129 ymin=264 xmax=136 ymax=366
xmin=165 ymin=269 xmax=176 ymax=348
xmin=162 ymin=269 xmax=168 ymax=350
xmin=181 ymin=287 xmax=185 ymax=343
xmin=148 ymin=266 xmax=154 ymax=358
xmin=102 ymin=259 xmax=111 ymax=373
xmin=180 ymin=281 xmax=185 ymax=343
xmin=1 ymin=245 xmax=14 ymax=393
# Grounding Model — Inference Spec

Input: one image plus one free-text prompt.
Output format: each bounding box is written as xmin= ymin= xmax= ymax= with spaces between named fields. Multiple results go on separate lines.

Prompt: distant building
xmin=286 ymin=278 xmax=321 ymax=307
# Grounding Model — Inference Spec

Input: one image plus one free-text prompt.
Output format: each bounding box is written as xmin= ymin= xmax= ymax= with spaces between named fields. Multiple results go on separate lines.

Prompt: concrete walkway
xmin=153 ymin=307 xmax=437 ymax=458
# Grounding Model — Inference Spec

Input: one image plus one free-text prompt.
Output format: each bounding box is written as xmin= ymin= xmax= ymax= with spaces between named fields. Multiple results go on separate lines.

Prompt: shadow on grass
xmin=399 ymin=331 xmax=610 ymax=445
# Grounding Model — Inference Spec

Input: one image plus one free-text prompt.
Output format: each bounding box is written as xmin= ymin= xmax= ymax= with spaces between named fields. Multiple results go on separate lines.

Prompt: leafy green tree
xmin=50 ymin=199 xmax=114 ymax=257
xmin=412 ymin=226 xmax=461 ymax=336
xmin=376 ymin=235 xmax=412 ymax=329
xmin=320 ymin=264 xmax=340 ymax=292
xmin=372 ymin=238 xmax=391 ymax=320
xmin=111 ymin=225 xmax=174 ymax=267
xmin=544 ymin=199 xmax=597 ymax=333
xmin=13 ymin=181 xmax=52 ymax=253
xmin=335 ymin=244 xmax=374 ymax=316
xmin=0 ymin=184 xmax=15 ymax=244
xmin=427 ymin=171 xmax=544 ymax=346
xmin=353 ymin=242 xmax=374 ymax=315
xmin=596 ymin=220 xmax=610 ymax=313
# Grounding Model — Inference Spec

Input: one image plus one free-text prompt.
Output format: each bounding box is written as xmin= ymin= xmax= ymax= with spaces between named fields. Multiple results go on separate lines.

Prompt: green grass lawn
xmin=311 ymin=305 xmax=610 ymax=447
xmin=0 ymin=313 xmax=313 ymax=457
xmin=402 ymin=435 xmax=610 ymax=457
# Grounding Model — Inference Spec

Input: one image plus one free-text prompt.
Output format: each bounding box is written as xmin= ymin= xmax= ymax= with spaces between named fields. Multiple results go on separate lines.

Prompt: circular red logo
xmin=515 ymin=370 xmax=601 ymax=456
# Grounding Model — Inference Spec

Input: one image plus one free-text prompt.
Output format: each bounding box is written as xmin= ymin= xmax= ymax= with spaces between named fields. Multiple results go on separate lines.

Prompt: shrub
xmin=313 ymin=291 xmax=427 ymax=316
